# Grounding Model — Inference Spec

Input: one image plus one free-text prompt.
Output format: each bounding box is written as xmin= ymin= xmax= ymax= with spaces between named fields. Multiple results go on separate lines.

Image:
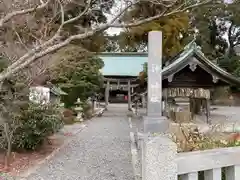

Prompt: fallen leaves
xmin=0 ymin=137 xmax=63 ymax=176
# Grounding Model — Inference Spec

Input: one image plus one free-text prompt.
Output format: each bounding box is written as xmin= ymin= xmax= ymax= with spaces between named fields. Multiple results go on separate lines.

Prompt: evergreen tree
xmin=116 ymin=2 xmax=191 ymax=60
xmin=191 ymin=0 xmax=240 ymax=74
xmin=47 ymin=45 xmax=104 ymax=107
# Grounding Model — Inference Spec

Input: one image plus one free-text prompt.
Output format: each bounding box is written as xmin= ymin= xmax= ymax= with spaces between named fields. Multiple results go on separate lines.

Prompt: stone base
xmin=143 ymin=116 xmax=169 ymax=134
xmin=142 ymin=135 xmax=177 ymax=180
xmin=76 ymin=118 xmax=84 ymax=122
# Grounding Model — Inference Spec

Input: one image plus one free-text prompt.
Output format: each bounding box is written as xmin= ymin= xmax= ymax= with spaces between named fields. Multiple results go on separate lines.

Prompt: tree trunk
xmin=4 ymin=122 xmax=12 ymax=168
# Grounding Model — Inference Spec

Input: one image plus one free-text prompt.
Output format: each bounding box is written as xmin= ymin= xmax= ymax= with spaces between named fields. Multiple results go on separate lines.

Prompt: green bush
xmin=62 ymin=108 xmax=76 ymax=124
xmin=82 ymin=101 xmax=92 ymax=119
xmin=12 ymin=102 xmax=63 ymax=150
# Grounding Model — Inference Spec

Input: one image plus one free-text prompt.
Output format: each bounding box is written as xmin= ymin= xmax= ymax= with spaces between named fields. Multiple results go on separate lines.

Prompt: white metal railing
xmin=176 ymin=147 xmax=240 ymax=180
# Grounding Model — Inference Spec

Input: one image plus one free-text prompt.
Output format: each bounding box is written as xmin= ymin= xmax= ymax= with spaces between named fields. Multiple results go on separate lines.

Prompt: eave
xmin=162 ymin=43 xmax=240 ymax=87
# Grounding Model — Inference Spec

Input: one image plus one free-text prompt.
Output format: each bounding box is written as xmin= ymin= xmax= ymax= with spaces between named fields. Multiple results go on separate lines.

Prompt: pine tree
xmin=116 ymin=2 xmax=191 ymax=60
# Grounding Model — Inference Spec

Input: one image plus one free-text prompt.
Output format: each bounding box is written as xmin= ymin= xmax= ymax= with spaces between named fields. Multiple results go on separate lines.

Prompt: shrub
xmin=82 ymin=101 xmax=92 ymax=119
xmin=62 ymin=109 xmax=75 ymax=117
xmin=170 ymin=125 xmax=240 ymax=153
xmin=12 ymin=102 xmax=63 ymax=150
xmin=175 ymin=127 xmax=238 ymax=180
xmin=62 ymin=108 xmax=76 ymax=124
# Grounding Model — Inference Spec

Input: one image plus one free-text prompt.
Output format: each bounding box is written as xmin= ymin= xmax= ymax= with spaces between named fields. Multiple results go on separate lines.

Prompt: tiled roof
xmin=98 ymin=41 xmax=240 ymax=86
xmin=162 ymin=41 xmax=240 ymax=86
xmin=50 ymin=86 xmax=67 ymax=96
xmin=98 ymin=53 xmax=147 ymax=77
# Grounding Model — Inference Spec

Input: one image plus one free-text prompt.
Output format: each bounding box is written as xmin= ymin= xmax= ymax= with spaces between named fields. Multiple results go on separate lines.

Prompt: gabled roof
xmin=98 ymin=52 xmax=147 ymax=77
xmin=32 ymin=81 xmax=68 ymax=96
xmin=162 ymin=41 xmax=240 ymax=86
xmin=97 ymin=41 xmax=240 ymax=86
xmin=50 ymin=86 xmax=67 ymax=96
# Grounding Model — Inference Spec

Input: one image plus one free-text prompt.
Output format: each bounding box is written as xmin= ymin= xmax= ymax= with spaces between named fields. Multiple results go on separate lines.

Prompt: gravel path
xmin=25 ymin=104 xmax=134 ymax=180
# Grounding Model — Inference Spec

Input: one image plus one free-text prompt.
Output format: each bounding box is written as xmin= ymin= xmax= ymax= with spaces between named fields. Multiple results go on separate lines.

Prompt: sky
xmin=104 ymin=3 xmax=122 ymax=36
xmin=107 ymin=27 xmax=121 ymax=35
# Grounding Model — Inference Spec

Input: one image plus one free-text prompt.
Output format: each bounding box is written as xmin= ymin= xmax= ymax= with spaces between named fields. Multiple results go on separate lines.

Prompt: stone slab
xmin=143 ymin=116 xmax=169 ymax=133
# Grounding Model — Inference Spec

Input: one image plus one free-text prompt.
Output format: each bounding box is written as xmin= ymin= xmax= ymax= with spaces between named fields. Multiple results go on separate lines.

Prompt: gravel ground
xmin=25 ymin=104 xmax=134 ymax=180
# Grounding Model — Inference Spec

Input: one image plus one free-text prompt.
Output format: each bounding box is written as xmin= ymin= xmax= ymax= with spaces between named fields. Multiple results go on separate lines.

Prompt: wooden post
xmin=128 ymin=80 xmax=131 ymax=111
xmin=91 ymin=100 xmax=94 ymax=115
xmin=141 ymin=94 xmax=146 ymax=108
xmin=105 ymin=80 xmax=110 ymax=110
xmin=117 ymin=79 xmax=120 ymax=89
xmin=206 ymin=99 xmax=210 ymax=124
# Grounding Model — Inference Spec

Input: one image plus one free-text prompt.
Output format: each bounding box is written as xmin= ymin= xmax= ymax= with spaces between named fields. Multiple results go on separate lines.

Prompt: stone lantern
xmin=74 ymin=98 xmax=83 ymax=122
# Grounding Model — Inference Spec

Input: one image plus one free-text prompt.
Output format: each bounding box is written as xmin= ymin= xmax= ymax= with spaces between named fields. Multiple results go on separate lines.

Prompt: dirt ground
xmin=0 ymin=136 xmax=64 ymax=176
xmin=195 ymin=106 xmax=240 ymax=124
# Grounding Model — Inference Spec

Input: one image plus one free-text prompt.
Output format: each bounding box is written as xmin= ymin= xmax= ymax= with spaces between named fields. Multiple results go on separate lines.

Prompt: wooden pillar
xmin=128 ymin=80 xmax=131 ymax=111
xmin=91 ymin=100 xmax=95 ymax=115
xmin=141 ymin=94 xmax=146 ymax=108
xmin=117 ymin=79 xmax=120 ymax=89
xmin=105 ymin=80 xmax=110 ymax=110
xmin=206 ymin=99 xmax=210 ymax=124
xmin=162 ymin=88 xmax=168 ymax=116
xmin=190 ymin=98 xmax=195 ymax=120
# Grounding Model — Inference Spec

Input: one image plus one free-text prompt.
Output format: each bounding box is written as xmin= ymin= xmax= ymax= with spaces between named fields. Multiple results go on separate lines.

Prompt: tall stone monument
xmin=144 ymin=31 xmax=169 ymax=133
xmin=142 ymin=31 xmax=177 ymax=180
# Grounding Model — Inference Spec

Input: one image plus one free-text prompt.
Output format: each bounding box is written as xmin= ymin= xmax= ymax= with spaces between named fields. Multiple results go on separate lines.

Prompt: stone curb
xmin=129 ymin=117 xmax=142 ymax=180
xmin=16 ymin=124 xmax=87 ymax=180
xmin=92 ymin=108 xmax=105 ymax=117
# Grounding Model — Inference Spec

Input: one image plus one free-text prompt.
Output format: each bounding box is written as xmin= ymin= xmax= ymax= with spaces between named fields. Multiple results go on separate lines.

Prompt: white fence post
xmin=204 ymin=168 xmax=221 ymax=180
xmin=226 ymin=165 xmax=240 ymax=180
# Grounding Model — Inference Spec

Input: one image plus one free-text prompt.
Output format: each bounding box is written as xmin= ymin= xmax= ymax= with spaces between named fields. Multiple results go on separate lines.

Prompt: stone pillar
xmin=105 ymin=80 xmax=110 ymax=110
xmin=128 ymin=80 xmax=131 ymax=111
xmin=145 ymin=136 xmax=177 ymax=180
xmin=142 ymin=31 xmax=177 ymax=180
xmin=144 ymin=31 xmax=168 ymax=133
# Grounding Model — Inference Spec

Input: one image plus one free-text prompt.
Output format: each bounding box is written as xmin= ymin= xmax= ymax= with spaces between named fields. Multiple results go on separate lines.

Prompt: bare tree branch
xmin=13 ymin=25 xmax=29 ymax=51
xmin=0 ymin=0 xmax=53 ymax=27
xmin=111 ymin=0 xmax=213 ymax=28
xmin=0 ymin=0 xmax=216 ymax=82
xmin=5 ymin=0 xmax=93 ymax=73
xmin=62 ymin=0 xmax=92 ymax=25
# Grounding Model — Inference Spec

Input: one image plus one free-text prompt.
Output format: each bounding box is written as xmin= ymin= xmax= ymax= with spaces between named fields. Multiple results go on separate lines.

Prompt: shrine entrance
xmin=97 ymin=52 xmax=147 ymax=111
xmin=102 ymin=77 xmax=140 ymax=111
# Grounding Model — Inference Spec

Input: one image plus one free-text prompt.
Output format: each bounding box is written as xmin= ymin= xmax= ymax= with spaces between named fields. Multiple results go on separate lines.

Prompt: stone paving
xmin=25 ymin=104 xmax=134 ymax=180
